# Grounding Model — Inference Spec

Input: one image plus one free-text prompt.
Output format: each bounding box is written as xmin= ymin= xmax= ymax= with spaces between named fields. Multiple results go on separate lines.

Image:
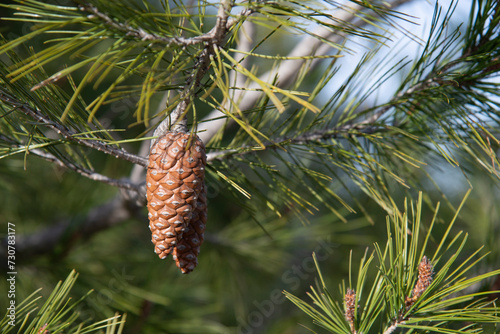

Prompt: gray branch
xmin=205 ymin=116 xmax=387 ymax=162
xmin=0 ymin=89 xmax=148 ymax=167
xmin=25 ymin=147 xmax=143 ymax=193
xmin=81 ymin=4 xmax=250 ymax=48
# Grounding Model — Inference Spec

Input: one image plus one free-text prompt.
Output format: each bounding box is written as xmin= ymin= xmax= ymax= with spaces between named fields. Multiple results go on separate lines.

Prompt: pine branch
xmin=197 ymin=0 xmax=414 ymax=144
xmin=205 ymin=122 xmax=385 ymax=162
xmin=80 ymin=2 xmax=253 ymax=49
xmin=152 ymin=0 xmax=243 ymax=138
xmin=81 ymin=4 xmax=225 ymax=47
xmin=0 ymin=270 xmax=126 ymax=334
xmin=285 ymin=193 xmax=500 ymax=333
xmin=22 ymin=146 xmax=142 ymax=193
xmin=0 ymin=88 xmax=148 ymax=167
xmin=384 ymin=256 xmax=434 ymax=334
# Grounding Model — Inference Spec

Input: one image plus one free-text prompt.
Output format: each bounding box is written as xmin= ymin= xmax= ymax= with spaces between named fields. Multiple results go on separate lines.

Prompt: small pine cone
xmin=412 ymin=256 xmax=433 ymax=299
xmin=344 ymin=289 xmax=356 ymax=333
xmin=405 ymin=256 xmax=434 ymax=309
xmin=146 ymin=131 xmax=206 ymax=272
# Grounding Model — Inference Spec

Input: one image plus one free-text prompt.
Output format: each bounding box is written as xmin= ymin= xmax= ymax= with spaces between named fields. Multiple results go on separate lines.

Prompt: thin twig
xmin=24 ymin=147 xmax=143 ymax=193
xmin=81 ymin=4 xmax=250 ymax=48
xmin=204 ymin=110 xmax=389 ymax=162
xmin=0 ymin=89 xmax=148 ymax=167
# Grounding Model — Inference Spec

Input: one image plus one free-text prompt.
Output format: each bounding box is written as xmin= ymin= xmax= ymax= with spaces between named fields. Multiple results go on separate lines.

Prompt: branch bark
xmin=0 ymin=88 xmax=149 ymax=167
xmin=22 ymin=147 xmax=143 ymax=193
xmin=81 ymin=4 xmax=243 ymax=48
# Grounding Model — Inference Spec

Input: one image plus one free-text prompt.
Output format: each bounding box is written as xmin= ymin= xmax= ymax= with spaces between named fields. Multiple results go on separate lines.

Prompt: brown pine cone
xmin=146 ymin=131 xmax=207 ymax=273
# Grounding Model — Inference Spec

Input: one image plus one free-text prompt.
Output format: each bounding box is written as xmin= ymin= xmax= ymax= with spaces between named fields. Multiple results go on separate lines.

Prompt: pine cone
xmin=146 ymin=131 xmax=207 ymax=273
xmin=344 ymin=288 xmax=356 ymax=333
xmin=411 ymin=256 xmax=433 ymax=298
xmin=405 ymin=256 xmax=434 ymax=309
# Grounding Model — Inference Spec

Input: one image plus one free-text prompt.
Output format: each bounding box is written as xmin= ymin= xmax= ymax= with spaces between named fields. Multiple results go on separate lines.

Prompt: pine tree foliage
xmin=0 ymin=0 xmax=444 ymax=214
xmin=285 ymin=193 xmax=500 ymax=333
xmin=0 ymin=0 xmax=499 ymax=333
xmin=0 ymin=0 xmax=499 ymax=218
xmin=0 ymin=270 xmax=126 ymax=334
